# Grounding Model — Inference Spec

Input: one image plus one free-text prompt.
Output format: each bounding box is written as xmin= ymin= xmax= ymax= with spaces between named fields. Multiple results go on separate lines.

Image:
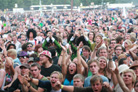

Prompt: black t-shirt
xmin=9 ymin=78 xmax=22 ymax=92
xmin=41 ymin=64 xmax=61 ymax=77
xmin=74 ymin=87 xmax=109 ymax=92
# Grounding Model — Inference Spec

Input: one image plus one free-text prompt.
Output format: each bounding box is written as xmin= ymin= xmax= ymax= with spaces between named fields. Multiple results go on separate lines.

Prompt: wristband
xmin=61 ymin=85 xmax=64 ymax=89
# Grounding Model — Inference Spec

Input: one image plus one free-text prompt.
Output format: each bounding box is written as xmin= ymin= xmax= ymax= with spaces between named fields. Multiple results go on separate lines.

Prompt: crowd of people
xmin=0 ymin=7 xmax=138 ymax=92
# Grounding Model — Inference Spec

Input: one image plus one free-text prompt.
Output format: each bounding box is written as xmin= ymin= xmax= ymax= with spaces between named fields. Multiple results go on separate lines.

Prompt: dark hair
xmin=88 ymin=31 xmax=95 ymax=42
xmin=109 ymin=38 xmax=116 ymax=44
xmin=27 ymin=29 xmax=37 ymax=38
xmin=22 ymin=43 xmax=27 ymax=51
xmin=82 ymin=45 xmax=91 ymax=52
xmin=30 ymin=63 xmax=41 ymax=70
xmin=34 ymin=44 xmax=42 ymax=52
xmin=66 ymin=62 xmax=77 ymax=82
xmin=88 ymin=59 xmax=99 ymax=68
xmin=134 ymin=80 xmax=138 ymax=87
xmin=30 ymin=53 xmax=37 ymax=58
xmin=118 ymin=58 xmax=127 ymax=66
xmin=26 ymin=42 xmax=33 ymax=46
xmin=7 ymin=44 xmax=16 ymax=50
xmin=114 ymin=44 xmax=124 ymax=52
xmin=116 ymin=36 xmax=123 ymax=44
xmin=90 ymin=75 xmax=103 ymax=85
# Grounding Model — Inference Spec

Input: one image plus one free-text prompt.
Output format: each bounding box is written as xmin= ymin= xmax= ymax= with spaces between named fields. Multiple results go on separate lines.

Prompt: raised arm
xmin=76 ymin=42 xmax=83 ymax=74
xmin=80 ymin=56 xmax=88 ymax=77
xmin=114 ymin=65 xmax=130 ymax=92
xmin=60 ymin=44 xmax=68 ymax=80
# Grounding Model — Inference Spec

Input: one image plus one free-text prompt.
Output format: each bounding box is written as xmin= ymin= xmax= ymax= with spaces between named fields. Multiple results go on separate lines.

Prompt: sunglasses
xmin=19 ymin=56 xmax=28 ymax=59
xmin=27 ymin=45 xmax=33 ymax=47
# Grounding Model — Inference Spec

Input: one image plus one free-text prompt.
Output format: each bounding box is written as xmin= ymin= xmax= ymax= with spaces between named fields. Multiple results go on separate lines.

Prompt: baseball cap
xmin=20 ymin=63 xmax=30 ymax=69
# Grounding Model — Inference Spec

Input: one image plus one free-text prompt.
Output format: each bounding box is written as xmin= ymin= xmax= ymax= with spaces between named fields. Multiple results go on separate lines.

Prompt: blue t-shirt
xmin=63 ymin=78 xmax=73 ymax=86
xmin=84 ymin=75 xmax=109 ymax=87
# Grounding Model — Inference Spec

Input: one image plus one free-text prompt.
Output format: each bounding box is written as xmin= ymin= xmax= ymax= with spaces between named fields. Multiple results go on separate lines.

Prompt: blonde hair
xmin=0 ymin=58 xmax=4 ymax=69
xmin=122 ymin=69 xmax=136 ymax=84
xmin=50 ymin=71 xmax=63 ymax=82
xmin=7 ymin=49 xmax=17 ymax=58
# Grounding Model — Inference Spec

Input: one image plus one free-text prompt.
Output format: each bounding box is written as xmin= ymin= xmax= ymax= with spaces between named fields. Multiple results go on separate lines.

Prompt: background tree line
xmin=0 ymin=0 xmax=136 ymax=10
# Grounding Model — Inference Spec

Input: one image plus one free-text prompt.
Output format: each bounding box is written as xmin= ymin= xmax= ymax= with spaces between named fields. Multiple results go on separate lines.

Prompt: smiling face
xmin=99 ymin=58 xmax=107 ymax=69
xmin=68 ymin=62 xmax=77 ymax=75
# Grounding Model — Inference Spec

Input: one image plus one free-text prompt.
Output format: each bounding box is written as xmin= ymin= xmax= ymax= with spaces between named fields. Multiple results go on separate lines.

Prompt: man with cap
xmin=39 ymin=50 xmax=61 ymax=77
xmin=18 ymin=63 xmax=48 ymax=92
xmin=9 ymin=63 xmax=30 ymax=92
xmin=28 ymin=57 xmax=34 ymax=65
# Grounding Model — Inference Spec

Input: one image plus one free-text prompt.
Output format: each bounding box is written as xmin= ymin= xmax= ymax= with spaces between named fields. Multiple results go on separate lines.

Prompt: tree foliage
xmin=0 ymin=0 xmax=132 ymax=10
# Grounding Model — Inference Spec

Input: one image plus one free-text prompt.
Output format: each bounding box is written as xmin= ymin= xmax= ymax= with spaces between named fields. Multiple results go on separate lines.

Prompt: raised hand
xmin=54 ymin=81 xmax=62 ymax=89
xmin=68 ymin=45 xmax=72 ymax=55
xmin=108 ymin=49 xmax=114 ymax=59
xmin=114 ymin=62 xmax=119 ymax=75
xmin=77 ymin=41 xmax=83 ymax=50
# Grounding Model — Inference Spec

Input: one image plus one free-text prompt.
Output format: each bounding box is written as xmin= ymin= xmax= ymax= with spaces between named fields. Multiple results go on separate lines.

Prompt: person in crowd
xmin=84 ymin=59 xmax=109 ymax=87
xmin=26 ymin=42 xmax=34 ymax=55
xmin=0 ymin=57 xmax=6 ymax=91
xmin=54 ymin=75 xmax=112 ymax=92
xmin=34 ymin=44 xmax=43 ymax=56
xmin=112 ymin=45 xmax=124 ymax=62
xmin=61 ymin=42 xmax=83 ymax=86
xmin=9 ymin=63 xmax=30 ymax=92
xmin=73 ymin=74 xmax=85 ymax=88
xmin=39 ymin=50 xmax=61 ymax=77
xmin=114 ymin=66 xmax=136 ymax=92
xmin=22 ymin=71 xmax=65 ymax=92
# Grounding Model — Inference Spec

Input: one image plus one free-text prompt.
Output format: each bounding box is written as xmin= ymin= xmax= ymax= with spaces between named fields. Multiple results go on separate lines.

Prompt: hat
xmin=130 ymin=61 xmax=138 ymax=69
xmin=27 ymin=29 xmax=37 ymax=39
xmin=39 ymin=50 xmax=52 ymax=59
xmin=18 ymin=51 xmax=28 ymax=57
xmin=28 ymin=57 xmax=34 ymax=63
xmin=20 ymin=63 xmax=30 ymax=69
xmin=118 ymin=64 xmax=129 ymax=74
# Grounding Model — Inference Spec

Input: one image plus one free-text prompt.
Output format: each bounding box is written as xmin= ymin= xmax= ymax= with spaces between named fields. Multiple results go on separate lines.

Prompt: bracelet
xmin=28 ymin=78 xmax=32 ymax=82
xmin=61 ymin=85 xmax=64 ymax=89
